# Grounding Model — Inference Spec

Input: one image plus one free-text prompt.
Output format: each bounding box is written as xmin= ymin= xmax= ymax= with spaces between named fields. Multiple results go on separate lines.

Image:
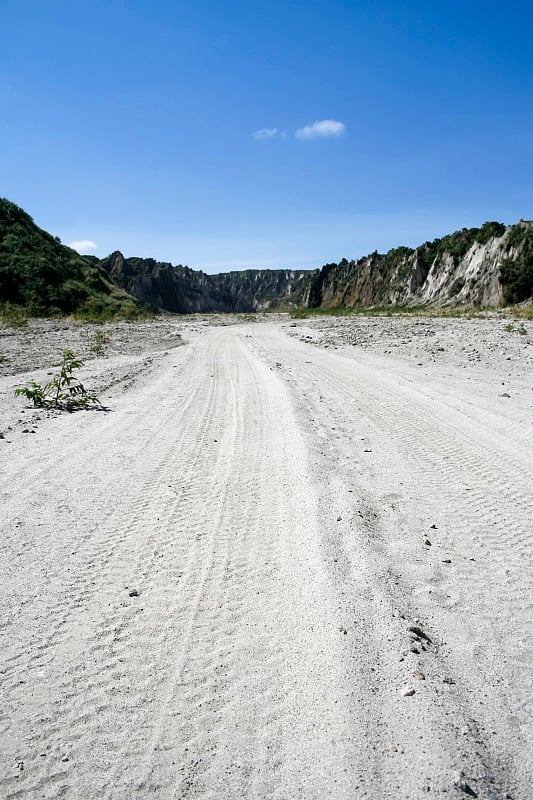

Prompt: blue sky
xmin=1 ymin=1 xmax=532 ymax=272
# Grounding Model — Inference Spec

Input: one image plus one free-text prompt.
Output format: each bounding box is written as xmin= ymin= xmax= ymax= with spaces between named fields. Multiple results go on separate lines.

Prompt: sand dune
xmin=0 ymin=315 xmax=531 ymax=799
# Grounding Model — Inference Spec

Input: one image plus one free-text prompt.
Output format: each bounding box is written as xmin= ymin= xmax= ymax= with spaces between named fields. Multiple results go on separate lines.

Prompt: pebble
xmin=402 ymin=686 xmax=416 ymax=697
xmin=61 ymin=755 xmax=69 ymax=762
xmin=407 ymin=625 xmax=431 ymax=643
xmin=128 ymin=589 xmax=139 ymax=597
xmin=412 ymin=671 xmax=426 ymax=680
xmin=424 ymin=538 xmax=432 ymax=546
xmin=457 ymin=780 xmax=477 ymax=797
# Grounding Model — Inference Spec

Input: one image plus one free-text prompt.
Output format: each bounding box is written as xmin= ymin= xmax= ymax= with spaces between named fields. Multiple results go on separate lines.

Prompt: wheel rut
xmin=1 ymin=327 xmax=351 ymax=800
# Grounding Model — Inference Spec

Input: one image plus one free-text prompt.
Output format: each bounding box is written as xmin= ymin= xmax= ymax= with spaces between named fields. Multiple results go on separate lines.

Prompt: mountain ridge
xmin=1 ymin=198 xmax=532 ymax=317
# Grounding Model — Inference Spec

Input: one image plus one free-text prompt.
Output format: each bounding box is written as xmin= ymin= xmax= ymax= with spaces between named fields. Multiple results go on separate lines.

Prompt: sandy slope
xmin=0 ymin=316 xmax=531 ymax=799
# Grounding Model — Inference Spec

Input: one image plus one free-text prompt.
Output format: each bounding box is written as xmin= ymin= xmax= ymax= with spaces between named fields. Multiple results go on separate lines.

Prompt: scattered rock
xmin=500 ymin=392 xmax=511 ymax=398
xmin=336 ymin=516 xmax=342 ymax=521
xmin=412 ymin=671 xmax=426 ymax=680
xmin=442 ymin=558 xmax=452 ymax=564
xmin=61 ymin=755 xmax=69 ymax=763
xmin=402 ymin=686 xmax=416 ymax=696
xmin=424 ymin=538 xmax=432 ymax=546
xmin=456 ymin=779 xmax=477 ymax=797
xmin=407 ymin=625 xmax=432 ymax=643
xmin=128 ymin=589 xmax=139 ymax=597
xmin=430 ymin=524 xmax=438 ymax=529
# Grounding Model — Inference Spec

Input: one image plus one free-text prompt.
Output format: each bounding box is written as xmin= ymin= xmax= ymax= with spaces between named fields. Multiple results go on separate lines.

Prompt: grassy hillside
xmin=0 ymin=199 xmax=144 ymax=320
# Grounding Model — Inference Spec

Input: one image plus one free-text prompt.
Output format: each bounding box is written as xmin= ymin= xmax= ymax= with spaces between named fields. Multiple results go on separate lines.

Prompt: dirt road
xmin=1 ymin=319 xmax=531 ymax=799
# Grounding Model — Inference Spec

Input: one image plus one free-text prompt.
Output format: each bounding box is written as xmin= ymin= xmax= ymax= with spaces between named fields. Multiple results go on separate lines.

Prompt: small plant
xmin=503 ymin=322 xmax=528 ymax=335
xmin=91 ymin=328 xmax=112 ymax=356
xmin=0 ymin=354 xmax=10 ymax=363
xmin=15 ymin=349 xmax=100 ymax=410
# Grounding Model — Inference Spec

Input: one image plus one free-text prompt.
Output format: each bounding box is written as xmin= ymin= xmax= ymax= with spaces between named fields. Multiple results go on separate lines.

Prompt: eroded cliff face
xmin=314 ymin=220 xmax=533 ymax=309
xmin=95 ymin=220 xmax=532 ymax=313
xmin=98 ymin=252 xmax=315 ymax=312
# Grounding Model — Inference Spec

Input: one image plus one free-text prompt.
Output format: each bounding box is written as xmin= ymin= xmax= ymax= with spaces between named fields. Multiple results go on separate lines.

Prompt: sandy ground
xmin=0 ymin=314 xmax=531 ymax=800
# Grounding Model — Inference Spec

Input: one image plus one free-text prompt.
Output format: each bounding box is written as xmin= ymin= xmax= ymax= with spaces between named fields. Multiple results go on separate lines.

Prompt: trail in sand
xmin=0 ymin=318 xmax=531 ymax=799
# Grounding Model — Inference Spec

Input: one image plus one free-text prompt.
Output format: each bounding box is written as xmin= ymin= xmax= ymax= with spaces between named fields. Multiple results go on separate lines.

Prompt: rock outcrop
xmin=97 ymin=252 xmax=314 ymax=313
xmin=312 ymin=220 xmax=533 ymax=309
xmin=97 ymin=220 xmax=533 ymax=313
xmin=2 ymin=196 xmax=531 ymax=317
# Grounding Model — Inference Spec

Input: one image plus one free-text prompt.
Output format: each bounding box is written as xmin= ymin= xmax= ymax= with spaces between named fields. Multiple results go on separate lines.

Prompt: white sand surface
xmin=0 ymin=315 xmax=531 ymax=799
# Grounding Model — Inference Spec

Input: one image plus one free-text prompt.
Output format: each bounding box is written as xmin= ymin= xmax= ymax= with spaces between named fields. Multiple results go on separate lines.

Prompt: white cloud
xmin=295 ymin=119 xmax=346 ymax=140
xmin=68 ymin=239 xmax=98 ymax=252
xmin=253 ymin=127 xmax=278 ymax=139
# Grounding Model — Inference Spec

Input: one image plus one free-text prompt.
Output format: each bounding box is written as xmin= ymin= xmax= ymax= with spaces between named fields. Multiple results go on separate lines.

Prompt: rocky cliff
xmin=98 ymin=252 xmax=314 ymax=313
xmin=98 ymin=220 xmax=533 ymax=313
xmin=2 ymin=197 xmax=532 ymax=318
xmin=311 ymin=220 xmax=533 ymax=309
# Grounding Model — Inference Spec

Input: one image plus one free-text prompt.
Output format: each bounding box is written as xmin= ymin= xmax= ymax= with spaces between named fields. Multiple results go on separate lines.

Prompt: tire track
xmin=1 ymin=327 xmax=352 ymax=800
xmin=247 ymin=323 xmax=532 ymax=799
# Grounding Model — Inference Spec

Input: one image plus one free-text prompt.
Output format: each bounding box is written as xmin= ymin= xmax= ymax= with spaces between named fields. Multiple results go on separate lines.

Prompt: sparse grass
xmin=290 ymin=303 xmax=533 ymax=321
xmin=0 ymin=303 xmax=29 ymax=327
xmin=503 ymin=322 xmax=528 ymax=335
xmin=72 ymin=300 xmax=152 ymax=324
xmin=506 ymin=304 xmax=533 ymax=320
xmin=290 ymin=305 xmax=471 ymax=319
xmin=88 ymin=328 xmax=112 ymax=356
xmin=15 ymin=349 xmax=100 ymax=410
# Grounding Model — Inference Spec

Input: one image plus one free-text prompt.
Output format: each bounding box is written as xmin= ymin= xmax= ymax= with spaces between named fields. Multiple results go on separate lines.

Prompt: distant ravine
xmin=1 ymin=197 xmax=532 ymax=317
xmin=94 ymin=220 xmax=533 ymax=312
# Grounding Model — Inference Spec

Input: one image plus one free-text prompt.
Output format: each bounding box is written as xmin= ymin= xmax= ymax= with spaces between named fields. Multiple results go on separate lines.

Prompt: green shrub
xmin=15 ymin=349 xmax=100 ymax=410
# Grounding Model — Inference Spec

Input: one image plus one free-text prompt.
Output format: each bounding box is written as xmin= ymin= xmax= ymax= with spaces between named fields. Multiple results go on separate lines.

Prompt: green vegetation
xmin=89 ymin=328 xmax=112 ymax=356
xmin=0 ymin=198 xmax=145 ymax=320
xmin=506 ymin=223 xmax=533 ymax=250
xmin=2 ymin=197 xmax=531 ymax=318
xmin=0 ymin=302 xmax=29 ymax=327
xmin=499 ymin=225 xmax=533 ymax=304
xmin=289 ymin=304 xmax=532 ymax=320
xmin=418 ymin=221 xmax=506 ymax=268
xmin=503 ymin=321 xmax=528 ymax=335
xmin=306 ymin=222 xmax=514 ymax=311
xmin=15 ymin=349 xmax=100 ymax=410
